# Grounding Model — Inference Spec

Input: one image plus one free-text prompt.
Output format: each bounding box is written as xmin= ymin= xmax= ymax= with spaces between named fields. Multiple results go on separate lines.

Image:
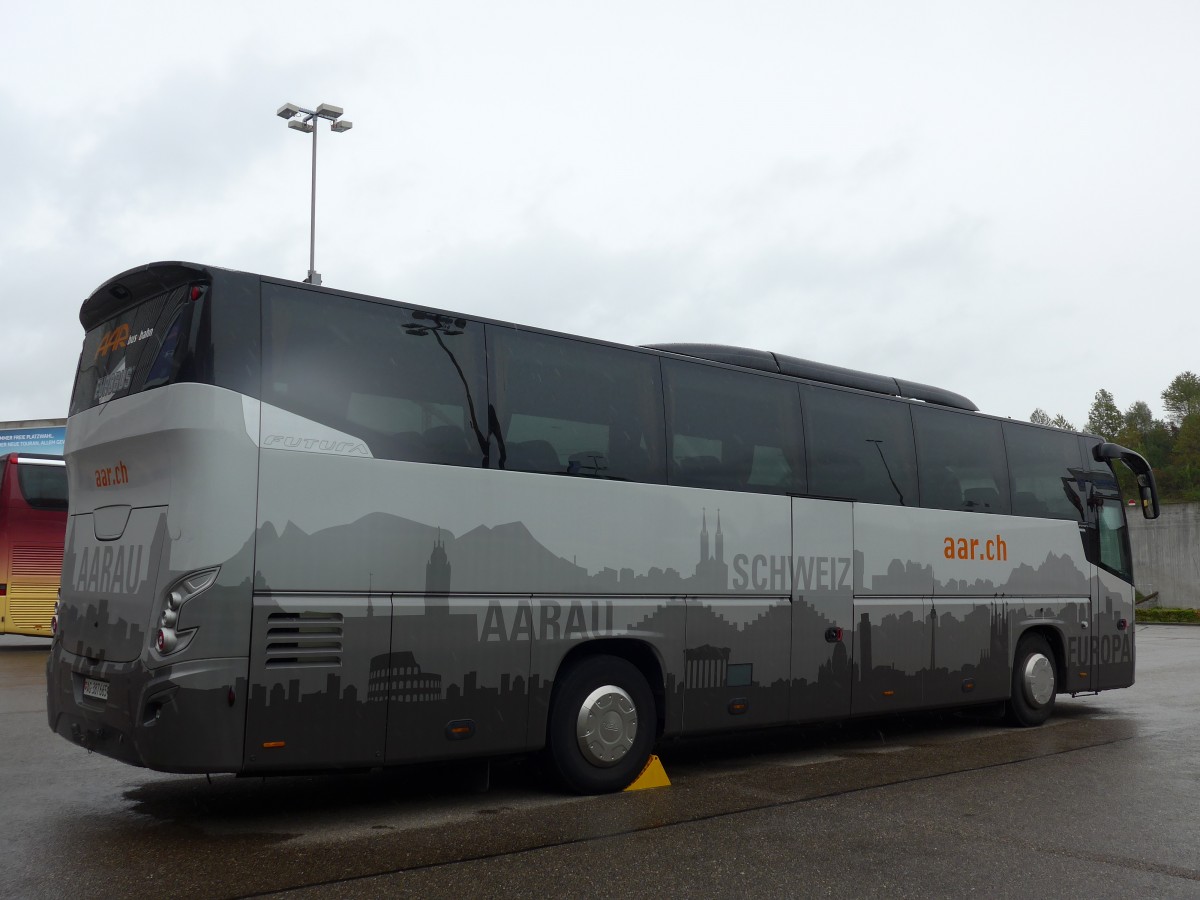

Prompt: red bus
xmin=0 ymin=454 xmax=68 ymax=637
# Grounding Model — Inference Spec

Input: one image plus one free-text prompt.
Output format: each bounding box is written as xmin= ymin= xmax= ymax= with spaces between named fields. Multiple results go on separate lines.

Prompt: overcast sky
xmin=3 ymin=2 xmax=1196 ymax=429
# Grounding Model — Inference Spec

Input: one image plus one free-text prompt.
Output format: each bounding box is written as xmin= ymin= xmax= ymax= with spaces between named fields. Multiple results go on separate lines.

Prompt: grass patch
xmin=1136 ymin=607 xmax=1200 ymax=623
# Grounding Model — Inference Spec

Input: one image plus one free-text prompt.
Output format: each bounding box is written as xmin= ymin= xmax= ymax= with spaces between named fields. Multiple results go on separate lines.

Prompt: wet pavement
xmin=2 ymin=626 xmax=1198 ymax=899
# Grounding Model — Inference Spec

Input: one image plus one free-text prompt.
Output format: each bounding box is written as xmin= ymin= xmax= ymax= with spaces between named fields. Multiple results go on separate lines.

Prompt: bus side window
xmin=803 ymin=384 xmax=916 ymax=506
xmin=1096 ymin=501 xmax=1132 ymax=581
xmin=911 ymin=405 xmax=1010 ymax=514
xmin=663 ymin=358 xmax=806 ymax=495
xmin=488 ymin=327 xmax=666 ymax=483
xmin=262 ymin=285 xmax=488 ymax=466
xmin=1003 ymin=423 xmax=1086 ymax=520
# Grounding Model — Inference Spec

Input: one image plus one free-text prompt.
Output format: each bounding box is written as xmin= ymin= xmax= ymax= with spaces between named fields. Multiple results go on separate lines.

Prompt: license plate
xmin=83 ymin=677 xmax=109 ymax=702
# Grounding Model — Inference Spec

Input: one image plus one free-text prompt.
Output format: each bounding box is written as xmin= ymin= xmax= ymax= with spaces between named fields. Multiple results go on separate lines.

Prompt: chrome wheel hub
xmin=1021 ymin=652 xmax=1055 ymax=707
xmin=576 ymin=684 xmax=638 ymax=767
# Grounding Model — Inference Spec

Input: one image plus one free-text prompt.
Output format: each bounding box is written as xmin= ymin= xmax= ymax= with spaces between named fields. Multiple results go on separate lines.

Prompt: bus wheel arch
xmin=546 ymin=644 xmax=660 ymax=794
xmin=1039 ymin=626 xmax=1068 ymax=689
xmin=551 ymin=638 xmax=666 ymax=739
xmin=1007 ymin=630 xmax=1058 ymax=727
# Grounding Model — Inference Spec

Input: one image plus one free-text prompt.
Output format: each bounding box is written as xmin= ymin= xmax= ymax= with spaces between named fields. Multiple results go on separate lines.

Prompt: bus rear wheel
xmin=1007 ymin=633 xmax=1057 ymax=727
xmin=548 ymin=655 xmax=656 ymax=794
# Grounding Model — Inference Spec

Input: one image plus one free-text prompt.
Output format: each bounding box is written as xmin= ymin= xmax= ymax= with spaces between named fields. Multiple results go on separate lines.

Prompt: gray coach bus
xmin=47 ymin=262 xmax=1160 ymax=793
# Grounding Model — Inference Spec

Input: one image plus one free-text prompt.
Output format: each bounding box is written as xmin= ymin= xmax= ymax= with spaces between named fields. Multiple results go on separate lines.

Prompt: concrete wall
xmin=1127 ymin=502 xmax=1200 ymax=609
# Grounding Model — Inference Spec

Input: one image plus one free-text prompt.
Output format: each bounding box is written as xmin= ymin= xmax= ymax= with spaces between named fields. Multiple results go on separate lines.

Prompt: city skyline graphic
xmin=242 ymin=505 xmax=1132 ymax=765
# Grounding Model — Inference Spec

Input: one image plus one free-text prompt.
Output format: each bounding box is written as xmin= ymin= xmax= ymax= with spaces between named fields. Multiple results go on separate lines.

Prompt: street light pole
xmin=308 ymin=119 xmax=318 ymax=284
xmin=276 ymin=102 xmax=354 ymax=286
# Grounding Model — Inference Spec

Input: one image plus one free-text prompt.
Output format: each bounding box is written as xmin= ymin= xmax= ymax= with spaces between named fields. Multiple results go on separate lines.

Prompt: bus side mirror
xmin=1135 ymin=474 xmax=1158 ymax=520
xmin=1093 ymin=442 xmax=1160 ymax=520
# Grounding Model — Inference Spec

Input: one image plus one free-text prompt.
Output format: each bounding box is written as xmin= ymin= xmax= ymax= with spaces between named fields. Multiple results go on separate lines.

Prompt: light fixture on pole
xmin=276 ymin=102 xmax=354 ymax=286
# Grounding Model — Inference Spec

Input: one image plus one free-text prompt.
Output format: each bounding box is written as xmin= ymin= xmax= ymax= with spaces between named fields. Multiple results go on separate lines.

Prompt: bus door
xmin=1083 ymin=439 xmax=1158 ymax=692
xmin=1088 ymin=495 xmax=1136 ymax=691
xmin=789 ymin=499 xmax=854 ymax=723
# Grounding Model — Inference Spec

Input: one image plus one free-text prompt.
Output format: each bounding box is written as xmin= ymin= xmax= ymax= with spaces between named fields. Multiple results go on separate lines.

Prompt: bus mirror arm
xmin=1093 ymin=442 xmax=1160 ymax=520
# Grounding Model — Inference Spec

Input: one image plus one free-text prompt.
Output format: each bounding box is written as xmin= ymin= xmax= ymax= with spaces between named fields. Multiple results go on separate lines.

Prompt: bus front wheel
xmin=1007 ymin=633 xmax=1057 ymax=727
xmin=548 ymin=654 xmax=656 ymax=794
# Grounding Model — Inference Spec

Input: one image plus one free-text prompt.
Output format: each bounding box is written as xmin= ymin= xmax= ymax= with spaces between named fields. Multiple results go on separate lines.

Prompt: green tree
xmin=1116 ymin=400 xmax=1176 ymax=468
xmin=1109 ymin=400 xmax=1172 ymax=499
xmin=1162 ymin=371 xmax=1200 ymax=425
xmin=1029 ymin=408 xmax=1075 ymax=430
xmin=1122 ymin=400 xmax=1155 ymax=440
xmin=1171 ymin=413 xmax=1200 ymax=500
xmin=1085 ymin=389 xmax=1123 ymax=439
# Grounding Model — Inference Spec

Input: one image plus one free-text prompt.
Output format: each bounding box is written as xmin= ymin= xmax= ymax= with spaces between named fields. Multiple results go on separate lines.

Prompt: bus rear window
xmin=16 ymin=462 xmax=68 ymax=511
xmin=70 ymin=285 xmax=193 ymax=414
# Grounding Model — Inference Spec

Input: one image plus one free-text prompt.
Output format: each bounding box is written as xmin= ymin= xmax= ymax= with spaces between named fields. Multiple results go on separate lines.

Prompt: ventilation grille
xmin=12 ymin=545 xmax=64 ymax=578
xmin=264 ymin=611 xmax=343 ymax=668
xmin=9 ymin=597 xmax=55 ymax=630
xmin=9 ymin=581 xmax=59 ymax=600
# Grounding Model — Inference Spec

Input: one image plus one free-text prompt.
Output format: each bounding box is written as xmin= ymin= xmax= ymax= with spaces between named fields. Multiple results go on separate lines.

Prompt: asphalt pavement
xmin=2 ymin=626 xmax=1198 ymax=899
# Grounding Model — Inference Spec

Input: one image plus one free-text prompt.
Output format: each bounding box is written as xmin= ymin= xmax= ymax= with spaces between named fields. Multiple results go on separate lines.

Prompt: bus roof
xmin=645 ymin=343 xmax=978 ymax=412
xmin=86 ymin=261 xmax=980 ymax=413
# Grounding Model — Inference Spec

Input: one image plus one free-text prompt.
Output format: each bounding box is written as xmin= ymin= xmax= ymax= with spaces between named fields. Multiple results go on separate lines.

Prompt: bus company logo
xmin=263 ymin=433 xmax=371 ymax=456
xmin=94 ymin=360 xmax=133 ymax=402
xmin=95 ymin=460 xmax=128 ymax=488
xmin=126 ymin=327 xmax=154 ymax=347
xmin=943 ymin=534 xmax=1008 ymax=562
xmin=95 ymin=324 xmax=130 ymax=359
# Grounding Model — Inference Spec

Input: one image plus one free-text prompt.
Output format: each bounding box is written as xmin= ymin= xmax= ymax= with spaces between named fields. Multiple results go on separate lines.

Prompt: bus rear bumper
xmin=46 ymin=644 xmax=248 ymax=773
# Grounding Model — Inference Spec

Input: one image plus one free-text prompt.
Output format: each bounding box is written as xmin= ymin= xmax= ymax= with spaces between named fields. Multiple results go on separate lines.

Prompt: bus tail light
xmin=156 ymin=628 xmax=178 ymax=654
xmin=153 ymin=567 xmax=219 ymax=656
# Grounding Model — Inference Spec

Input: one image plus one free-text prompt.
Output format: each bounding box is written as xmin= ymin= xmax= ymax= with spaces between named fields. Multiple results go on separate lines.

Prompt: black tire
xmin=547 ymin=654 xmax=656 ymax=794
xmin=1007 ymin=633 xmax=1057 ymax=727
